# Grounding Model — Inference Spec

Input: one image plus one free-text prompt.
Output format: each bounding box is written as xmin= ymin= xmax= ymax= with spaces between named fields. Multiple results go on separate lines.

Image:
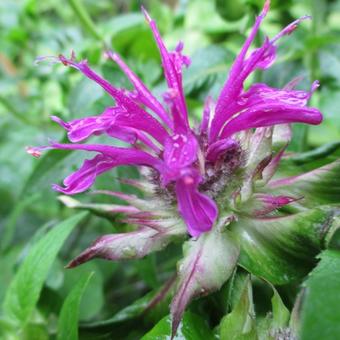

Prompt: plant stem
xmin=67 ymin=0 xmax=108 ymax=49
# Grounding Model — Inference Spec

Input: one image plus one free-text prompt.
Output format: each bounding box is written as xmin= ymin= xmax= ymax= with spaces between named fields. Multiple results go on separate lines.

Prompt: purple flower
xmin=31 ymin=0 xmax=321 ymax=238
xmin=29 ymin=2 xmax=338 ymax=336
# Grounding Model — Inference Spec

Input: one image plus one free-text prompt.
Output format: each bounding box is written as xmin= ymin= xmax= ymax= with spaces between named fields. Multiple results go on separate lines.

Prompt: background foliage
xmin=1 ymin=0 xmax=340 ymax=339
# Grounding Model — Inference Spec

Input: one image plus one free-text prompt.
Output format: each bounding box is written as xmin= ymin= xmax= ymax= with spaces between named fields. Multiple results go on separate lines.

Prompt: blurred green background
xmin=1 ymin=0 xmax=340 ymax=339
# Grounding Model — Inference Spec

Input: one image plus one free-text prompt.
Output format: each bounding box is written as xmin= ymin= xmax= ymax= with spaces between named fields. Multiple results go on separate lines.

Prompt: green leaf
xmin=220 ymin=275 xmax=257 ymax=340
xmin=326 ymin=216 xmax=340 ymax=249
xmin=60 ymin=263 xmax=105 ymax=322
xmin=134 ymin=255 xmax=158 ymax=289
xmin=232 ymin=207 xmax=334 ymax=284
xmin=57 ymin=272 xmax=94 ymax=340
xmin=186 ymin=0 xmax=247 ymax=34
xmin=183 ymin=45 xmax=233 ymax=94
xmin=82 ymin=290 xmax=155 ymax=328
xmin=271 ymin=286 xmax=290 ymax=328
xmin=2 ymin=212 xmax=87 ymax=328
xmin=108 ymin=14 xmax=159 ymax=61
xmin=0 ymin=193 xmax=40 ymax=252
xmin=67 ymin=78 xmax=103 ymax=118
xmin=67 ymin=0 xmax=105 ymax=44
xmin=81 ymin=275 xmax=175 ymax=329
xmin=299 ymin=250 xmax=340 ymax=340
xmin=215 ymin=0 xmax=246 ymax=21
xmin=288 ymin=141 xmax=340 ymax=165
xmin=227 ymin=269 xmax=249 ymax=311
xmin=142 ymin=312 xmax=215 ymax=340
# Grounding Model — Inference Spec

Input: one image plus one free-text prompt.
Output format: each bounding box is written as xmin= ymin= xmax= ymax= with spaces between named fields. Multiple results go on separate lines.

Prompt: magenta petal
xmin=108 ymin=52 xmax=173 ymax=128
xmin=50 ymin=142 xmax=163 ymax=170
xmin=175 ymin=172 xmax=217 ymax=236
xmin=52 ymin=110 xmax=163 ymax=152
xmin=240 ymin=81 xmax=319 ymax=108
xmin=219 ymin=104 xmax=322 ymax=139
xmin=246 ymin=43 xmax=276 ymax=70
xmin=58 ymin=55 xmax=169 ymax=144
xmin=210 ymin=0 xmax=270 ymax=141
xmin=162 ymin=133 xmax=199 ymax=185
xmin=200 ymin=96 xmax=214 ymax=135
xmin=142 ymin=7 xmax=189 ymax=131
xmin=50 ymin=143 xmax=164 ymax=194
xmin=211 ymin=39 xmax=277 ymax=142
xmin=51 ymin=108 xmax=136 ymax=144
xmin=53 ymin=154 xmax=116 ymax=194
xmin=206 ymin=138 xmax=238 ymax=163
xmin=210 ymin=5 xmax=313 ymax=143
xmin=112 ymin=106 xmax=168 ymax=145
xmin=163 ymin=133 xmax=198 ymax=176
xmin=271 ymin=15 xmax=311 ymax=43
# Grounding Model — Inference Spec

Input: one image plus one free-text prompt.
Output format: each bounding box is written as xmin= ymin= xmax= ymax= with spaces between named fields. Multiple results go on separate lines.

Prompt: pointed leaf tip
xmin=66 ymin=246 xmax=99 ymax=268
xmin=57 ymin=272 xmax=94 ymax=340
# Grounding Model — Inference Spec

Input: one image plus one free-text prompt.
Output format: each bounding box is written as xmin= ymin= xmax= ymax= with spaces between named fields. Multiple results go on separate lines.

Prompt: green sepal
xmin=268 ymin=160 xmax=340 ymax=208
xmin=232 ymin=207 xmax=335 ymax=284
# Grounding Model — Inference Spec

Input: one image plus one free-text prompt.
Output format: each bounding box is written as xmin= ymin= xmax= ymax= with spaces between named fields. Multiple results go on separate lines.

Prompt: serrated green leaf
xmin=57 ymin=272 xmax=94 ymax=340
xmin=2 ymin=212 xmax=87 ymax=328
xmin=142 ymin=312 xmax=215 ymax=340
xmin=299 ymin=250 xmax=340 ymax=340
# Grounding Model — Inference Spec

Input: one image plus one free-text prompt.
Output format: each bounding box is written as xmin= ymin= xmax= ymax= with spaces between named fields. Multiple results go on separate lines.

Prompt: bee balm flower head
xmin=29 ymin=0 xmax=333 ymax=337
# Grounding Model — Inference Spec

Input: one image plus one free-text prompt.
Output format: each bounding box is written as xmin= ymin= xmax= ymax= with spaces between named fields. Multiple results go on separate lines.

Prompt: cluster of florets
xmin=29 ymin=1 xmax=321 ymax=237
xmin=28 ymin=0 xmax=327 ymax=336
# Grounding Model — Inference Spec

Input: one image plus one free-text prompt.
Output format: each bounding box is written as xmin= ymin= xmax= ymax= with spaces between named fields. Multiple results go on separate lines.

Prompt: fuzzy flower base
xmin=29 ymin=0 xmax=340 ymax=337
